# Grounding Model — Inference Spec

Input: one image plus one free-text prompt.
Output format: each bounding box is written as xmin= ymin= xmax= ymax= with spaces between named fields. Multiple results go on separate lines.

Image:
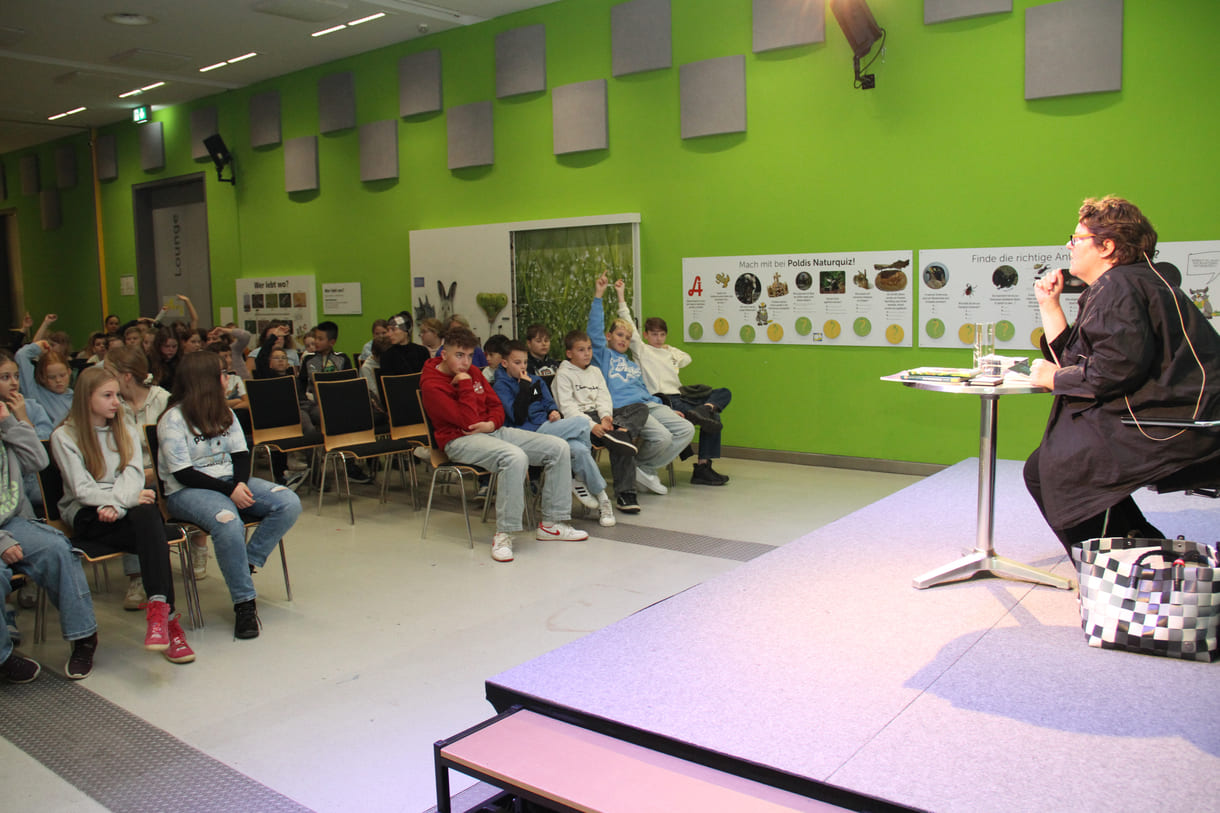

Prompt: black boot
xmin=234 ymin=599 xmax=261 ymax=639
xmin=691 ymin=462 xmax=727 ymax=486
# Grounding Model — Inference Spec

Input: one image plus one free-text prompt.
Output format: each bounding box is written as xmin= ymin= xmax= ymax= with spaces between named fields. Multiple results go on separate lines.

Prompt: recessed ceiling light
xmin=104 ymin=12 xmax=155 ymax=26
xmin=227 ymin=52 xmax=258 ymax=64
xmin=48 ymin=106 xmax=87 ymax=121
xmin=311 ymin=23 xmax=346 ymax=37
xmin=348 ymin=12 xmax=386 ymax=26
xmin=140 ymin=81 xmax=166 ymax=92
xmin=199 ymin=61 xmax=227 ymax=73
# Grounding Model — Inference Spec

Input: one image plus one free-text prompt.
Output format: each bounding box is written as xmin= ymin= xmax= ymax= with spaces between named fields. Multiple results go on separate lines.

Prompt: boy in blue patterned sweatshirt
xmin=588 ymin=275 xmax=694 ymax=498
xmin=493 ymin=341 xmax=616 ymax=527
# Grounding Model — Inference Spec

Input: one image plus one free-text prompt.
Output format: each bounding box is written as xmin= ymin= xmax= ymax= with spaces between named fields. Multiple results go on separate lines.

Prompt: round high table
xmin=882 ymin=373 xmax=1074 ymax=590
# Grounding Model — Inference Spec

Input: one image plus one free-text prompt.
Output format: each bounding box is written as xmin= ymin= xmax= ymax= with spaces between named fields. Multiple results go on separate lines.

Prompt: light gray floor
xmin=0 ymin=457 xmax=920 ymax=813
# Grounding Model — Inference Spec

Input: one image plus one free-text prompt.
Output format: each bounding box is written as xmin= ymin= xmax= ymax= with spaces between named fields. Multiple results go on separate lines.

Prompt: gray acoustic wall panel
xmin=360 ymin=119 xmax=398 ymax=182
xmin=190 ymin=107 xmax=219 ymax=160
xmin=753 ymin=0 xmax=825 ymax=53
xmin=447 ymin=101 xmax=494 ymax=170
xmin=96 ymin=134 xmax=118 ymax=181
xmin=496 ymin=24 xmax=546 ymax=98
xmin=284 ymin=136 xmax=319 ymax=192
xmin=55 ymin=145 xmax=77 ymax=189
xmin=925 ymin=0 xmax=1012 ymax=24
xmin=612 ymin=0 xmax=672 ymax=77
xmin=399 ymin=50 xmax=442 ymax=116
xmin=250 ymin=92 xmax=282 ymax=147
xmin=553 ymin=79 xmax=608 ymax=155
xmin=680 ymin=55 xmax=746 ymax=139
xmin=319 ymin=72 xmax=356 ymax=133
xmin=140 ymin=121 xmax=165 ymax=171
xmin=40 ymin=188 xmax=61 ymax=231
xmin=1025 ymin=0 xmax=1123 ymax=100
xmin=20 ymin=154 xmax=38 ymax=195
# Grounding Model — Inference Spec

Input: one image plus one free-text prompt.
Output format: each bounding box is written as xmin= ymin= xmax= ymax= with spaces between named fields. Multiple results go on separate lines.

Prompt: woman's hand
xmin=1033 ymin=270 xmax=1064 ymax=307
xmin=230 ymin=482 xmax=255 ymax=509
xmin=99 ymin=506 xmax=120 ymax=522
xmin=1030 ymin=358 xmax=1059 ymax=390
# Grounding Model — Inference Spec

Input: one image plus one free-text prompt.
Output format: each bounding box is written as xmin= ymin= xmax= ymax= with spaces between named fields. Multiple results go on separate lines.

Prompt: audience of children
xmin=525 ymin=324 xmax=562 ymax=384
xmin=589 ymin=276 xmax=694 ymax=499
xmin=149 ymin=327 xmax=181 ymax=389
xmin=16 ymin=339 xmax=73 ymax=427
xmin=52 ymin=367 xmax=195 ymax=664
xmin=622 ymin=311 xmax=731 ymax=486
xmin=359 ymin=319 xmax=390 ymax=364
xmin=379 ymin=312 xmax=432 ymax=378
xmin=482 ymin=335 xmax=510 ymax=386
xmin=493 ymin=340 xmax=616 ymax=527
xmin=420 ymin=326 xmax=588 ymax=563
xmin=417 ymin=318 xmax=444 ymax=356
xmin=156 ymin=351 xmax=302 ymax=639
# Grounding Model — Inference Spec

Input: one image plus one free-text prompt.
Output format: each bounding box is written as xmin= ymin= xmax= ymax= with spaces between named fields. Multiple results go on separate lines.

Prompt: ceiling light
xmin=140 ymin=81 xmax=166 ymax=91
xmin=104 ymin=12 xmax=155 ymax=26
xmin=199 ymin=61 xmax=227 ymax=73
xmin=118 ymin=88 xmax=143 ymax=98
xmin=227 ymin=52 xmax=258 ymax=64
xmin=348 ymin=12 xmax=386 ymax=25
xmin=48 ymin=106 xmax=87 ymax=121
xmin=312 ymin=24 xmax=346 ymax=37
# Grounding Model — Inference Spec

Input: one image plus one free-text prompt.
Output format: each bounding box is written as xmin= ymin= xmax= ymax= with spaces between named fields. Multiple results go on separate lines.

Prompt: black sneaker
xmin=65 ymin=632 xmax=98 ymax=680
xmin=589 ymin=431 xmax=607 ymax=450
xmin=684 ymin=405 xmax=723 ymax=432
xmin=0 ymin=651 xmax=41 ymax=683
xmin=678 ymin=443 xmax=696 ymax=462
xmin=345 ymin=465 xmax=373 ymax=485
xmin=615 ymin=491 xmax=641 ymax=513
xmin=704 ymin=462 xmax=729 ymax=483
xmin=601 ymin=428 xmax=638 ymax=455
xmin=234 ymin=599 xmax=261 ymax=639
xmin=691 ymin=462 xmax=727 ymax=486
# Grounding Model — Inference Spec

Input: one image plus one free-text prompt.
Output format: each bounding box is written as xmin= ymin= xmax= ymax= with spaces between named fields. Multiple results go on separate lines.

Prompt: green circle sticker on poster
xmin=925 ymin=318 xmax=945 ymax=339
xmin=689 ymin=322 xmax=703 ymax=340
xmin=995 ymin=320 xmax=1015 ymax=342
xmin=853 ymin=317 xmax=872 ymax=337
xmin=795 ymin=316 xmax=812 ymax=336
xmin=740 ymin=324 xmax=756 ymax=343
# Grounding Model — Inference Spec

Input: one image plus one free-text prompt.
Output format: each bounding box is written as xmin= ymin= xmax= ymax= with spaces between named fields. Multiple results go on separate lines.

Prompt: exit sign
xmin=132 ymin=106 xmax=149 ymax=124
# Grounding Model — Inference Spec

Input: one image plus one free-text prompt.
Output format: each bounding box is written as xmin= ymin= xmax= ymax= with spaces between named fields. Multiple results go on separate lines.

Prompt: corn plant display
xmin=512 ymin=223 xmax=635 ymax=342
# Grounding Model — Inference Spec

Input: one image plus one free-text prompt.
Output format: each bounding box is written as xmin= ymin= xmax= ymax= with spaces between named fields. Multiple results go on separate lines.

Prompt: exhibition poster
xmin=682 ymin=251 xmax=914 ymax=346
xmin=235 ymin=275 xmax=318 ymax=342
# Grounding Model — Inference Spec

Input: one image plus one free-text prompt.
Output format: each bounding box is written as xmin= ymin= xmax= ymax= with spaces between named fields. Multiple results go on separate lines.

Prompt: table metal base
xmin=913 ymin=548 xmax=1075 ymax=590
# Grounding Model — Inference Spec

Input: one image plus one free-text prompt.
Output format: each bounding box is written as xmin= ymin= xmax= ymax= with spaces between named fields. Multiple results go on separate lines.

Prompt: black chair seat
xmin=340 ymin=437 xmax=416 ymax=460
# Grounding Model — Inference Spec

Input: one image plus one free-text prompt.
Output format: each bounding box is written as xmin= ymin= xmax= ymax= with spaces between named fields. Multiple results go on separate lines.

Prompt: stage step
xmin=434 ymin=707 xmax=849 ymax=813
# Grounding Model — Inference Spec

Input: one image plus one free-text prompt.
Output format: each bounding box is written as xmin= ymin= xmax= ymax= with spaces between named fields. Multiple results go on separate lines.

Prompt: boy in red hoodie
xmin=420 ymin=327 xmax=588 ymax=563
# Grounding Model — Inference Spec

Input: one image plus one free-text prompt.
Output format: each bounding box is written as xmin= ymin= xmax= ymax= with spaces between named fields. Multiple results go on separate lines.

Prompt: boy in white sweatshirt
xmin=552 ymin=330 xmax=644 ymax=513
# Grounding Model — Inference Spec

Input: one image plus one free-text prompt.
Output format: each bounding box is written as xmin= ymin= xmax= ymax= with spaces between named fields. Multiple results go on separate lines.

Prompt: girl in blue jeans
xmin=156 ymin=351 xmax=301 ymax=639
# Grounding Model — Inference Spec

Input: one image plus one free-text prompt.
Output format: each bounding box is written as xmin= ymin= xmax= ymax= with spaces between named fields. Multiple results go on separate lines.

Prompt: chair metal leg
xmin=666 ymin=460 xmax=675 ymax=488
xmin=422 ymin=469 xmax=441 ymax=538
xmin=340 ymin=454 xmax=355 ymax=525
xmin=278 ymin=541 xmax=292 ymax=601
xmin=455 ymin=469 xmax=475 ymax=549
xmin=315 ymin=453 xmax=331 ymax=515
xmin=174 ymin=536 xmax=204 ymax=630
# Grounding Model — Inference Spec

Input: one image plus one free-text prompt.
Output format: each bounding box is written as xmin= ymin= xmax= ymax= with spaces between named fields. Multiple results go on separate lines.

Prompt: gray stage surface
xmin=487 ymin=459 xmax=1220 ymax=813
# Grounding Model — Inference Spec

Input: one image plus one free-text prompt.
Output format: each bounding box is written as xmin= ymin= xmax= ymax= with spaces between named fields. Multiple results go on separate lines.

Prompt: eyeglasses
xmin=1068 ymin=233 xmax=1098 ymax=247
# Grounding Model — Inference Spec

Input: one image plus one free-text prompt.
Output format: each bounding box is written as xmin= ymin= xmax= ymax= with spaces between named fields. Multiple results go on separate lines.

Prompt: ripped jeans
xmin=166 ymin=477 xmax=302 ymax=604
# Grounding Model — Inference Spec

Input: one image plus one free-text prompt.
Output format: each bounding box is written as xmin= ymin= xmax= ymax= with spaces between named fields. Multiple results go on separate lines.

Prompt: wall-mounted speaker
xmin=203 ymin=134 xmax=235 ymax=184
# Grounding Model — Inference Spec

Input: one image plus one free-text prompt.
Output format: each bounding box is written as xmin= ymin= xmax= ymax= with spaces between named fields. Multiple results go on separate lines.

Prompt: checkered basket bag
xmin=1074 ymin=536 xmax=1220 ymax=662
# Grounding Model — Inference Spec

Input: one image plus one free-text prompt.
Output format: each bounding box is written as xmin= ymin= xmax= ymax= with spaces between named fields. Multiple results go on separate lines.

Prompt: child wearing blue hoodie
xmin=588 ymin=276 xmax=694 ymax=498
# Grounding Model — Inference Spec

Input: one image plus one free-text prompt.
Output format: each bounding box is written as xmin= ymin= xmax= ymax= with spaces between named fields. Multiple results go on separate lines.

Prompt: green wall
xmin=4 ymin=0 xmax=1219 ymax=465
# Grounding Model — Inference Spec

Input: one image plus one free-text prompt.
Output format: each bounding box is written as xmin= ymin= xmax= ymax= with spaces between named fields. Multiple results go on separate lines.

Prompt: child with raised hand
xmin=552 ymin=330 xmax=643 ymax=512
xmin=494 ymin=341 xmax=616 ymax=527
xmin=157 ymin=351 xmax=302 ymax=639
xmin=0 ymin=388 xmax=99 ymax=684
xmin=52 ymin=367 xmax=195 ymax=664
xmin=420 ymin=326 xmax=588 ymax=563
xmin=589 ymin=275 xmax=694 ymax=498
xmin=16 ymin=339 xmax=73 ymax=426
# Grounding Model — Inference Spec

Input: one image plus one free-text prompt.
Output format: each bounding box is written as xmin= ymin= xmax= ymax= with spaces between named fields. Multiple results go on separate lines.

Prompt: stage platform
xmin=486 ymin=459 xmax=1220 ymax=812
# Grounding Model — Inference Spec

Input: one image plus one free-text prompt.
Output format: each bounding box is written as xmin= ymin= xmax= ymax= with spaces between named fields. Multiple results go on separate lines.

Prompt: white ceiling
xmin=0 ymin=0 xmax=558 ymax=155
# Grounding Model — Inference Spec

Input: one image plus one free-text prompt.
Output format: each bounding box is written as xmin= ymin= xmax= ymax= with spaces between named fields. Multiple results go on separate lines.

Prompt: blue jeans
xmin=0 ymin=516 xmax=97 ymax=663
xmin=668 ymin=388 xmax=732 ymax=460
xmin=636 ymin=403 xmax=696 ymax=475
xmin=167 ymin=478 xmax=302 ymax=604
xmin=537 ymin=416 xmax=607 ymax=495
xmin=445 ymin=426 xmax=571 ymax=533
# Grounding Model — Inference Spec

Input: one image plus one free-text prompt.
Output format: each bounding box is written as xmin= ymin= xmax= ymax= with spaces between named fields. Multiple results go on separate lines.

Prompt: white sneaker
xmin=571 ymin=479 xmax=599 ymax=510
xmin=536 ymin=521 xmax=589 ymax=542
xmin=192 ymin=544 xmax=209 ymax=580
xmin=491 ymin=532 xmax=514 ymax=562
xmin=635 ymin=467 xmax=668 ymax=495
xmin=124 ymin=577 xmax=146 ymax=611
xmin=286 ymin=454 xmax=309 ymax=471
xmin=597 ymin=497 xmax=616 ymax=527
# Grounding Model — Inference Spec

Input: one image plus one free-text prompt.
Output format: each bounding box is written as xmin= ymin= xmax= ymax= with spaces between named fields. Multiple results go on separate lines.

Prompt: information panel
xmin=683 ymin=251 xmax=914 ymax=346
